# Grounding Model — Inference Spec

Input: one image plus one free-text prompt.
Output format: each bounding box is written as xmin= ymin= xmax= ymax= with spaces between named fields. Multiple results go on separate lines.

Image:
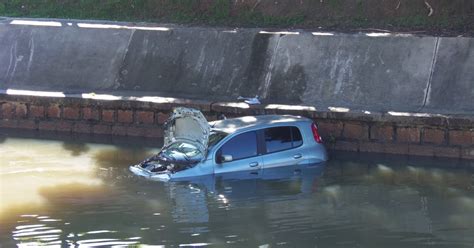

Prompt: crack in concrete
xmin=260 ymin=34 xmax=283 ymax=99
xmin=6 ymin=43 xmax=15 ymax=83
xmin=7 ymin=42 xmax=20 ymax=85
xmin=114 ymin=29 xmax=136 ymax=89
xmin=420 ymin=37 xmax=440 ymax=112
xmin=27 ymin=35 xmax=35 ymax=75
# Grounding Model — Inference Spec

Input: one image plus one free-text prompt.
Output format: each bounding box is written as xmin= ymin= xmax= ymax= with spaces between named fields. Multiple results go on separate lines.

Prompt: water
xmin=1 ymin=130 xmax=474 ymax=247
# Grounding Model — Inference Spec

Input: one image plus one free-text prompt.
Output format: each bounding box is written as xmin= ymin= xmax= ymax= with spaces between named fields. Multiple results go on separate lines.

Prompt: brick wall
xmin=1 ymin=94 xmax=473 ymax=160
xmin=318 ymin=120 xmax=473 ymax=160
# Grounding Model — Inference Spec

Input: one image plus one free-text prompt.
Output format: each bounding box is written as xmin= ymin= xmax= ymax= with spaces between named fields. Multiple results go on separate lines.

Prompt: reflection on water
xmin=0 ymin=132 xmax=473 ymax=247
xmin=11 ymin=214 xmax=141 ymax=247
xmin=62 ymin=142 xmax=90 ymax=157
xmin=0 ymin=138 xmax=101 ymax=217
xmin=93 ymin=148 xmax=153 ymax=169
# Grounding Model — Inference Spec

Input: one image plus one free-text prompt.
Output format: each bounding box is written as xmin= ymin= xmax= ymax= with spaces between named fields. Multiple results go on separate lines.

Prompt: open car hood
xmin=163 ymin=107 xmax=210 ymax=158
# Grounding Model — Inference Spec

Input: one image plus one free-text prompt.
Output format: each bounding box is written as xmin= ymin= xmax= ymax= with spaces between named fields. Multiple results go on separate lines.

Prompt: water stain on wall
xmin=266 ymin=64 xmax=307 ymax=104
xmin=238 ymin=34 xmax=271 ymax=97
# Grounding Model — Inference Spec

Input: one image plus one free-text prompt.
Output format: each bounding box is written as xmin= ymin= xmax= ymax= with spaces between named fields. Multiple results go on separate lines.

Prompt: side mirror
xmin=221 ymin=155 xmax=233 ymax=163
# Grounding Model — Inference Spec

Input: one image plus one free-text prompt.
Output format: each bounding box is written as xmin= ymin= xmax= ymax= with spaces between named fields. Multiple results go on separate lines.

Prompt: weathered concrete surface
xmin=0 ymin=22 xmax=131 ymax=91
xmin=269 ymin=34 xmax=437 ymax=112
xmin=424 ymin=37 xmax=474 ymax=114
xmin=0 ymin=18 xmax=472 ymax=114
xmin=116 ymin=28 xmax=266 ymax=99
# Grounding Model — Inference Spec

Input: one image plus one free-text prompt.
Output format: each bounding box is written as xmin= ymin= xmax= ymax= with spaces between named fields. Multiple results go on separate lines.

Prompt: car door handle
xmin=293 ymin=154 xmax=302 ymax=159
xmin=249 ymin=162 xmax=259 ymax=167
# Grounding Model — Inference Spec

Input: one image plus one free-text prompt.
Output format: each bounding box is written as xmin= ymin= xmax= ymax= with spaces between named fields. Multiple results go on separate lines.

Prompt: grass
xmin=0 ymin=0 xmax=153 ymax=21
xmin=0 ymin=0 xmax=471 ymax=34
xmin=0 ymin=0 xmax=305 ymax=27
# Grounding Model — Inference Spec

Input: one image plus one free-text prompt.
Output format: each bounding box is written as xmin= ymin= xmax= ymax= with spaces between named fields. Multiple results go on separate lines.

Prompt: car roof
xmin=210 ymin=115 xmax=310 ymax=134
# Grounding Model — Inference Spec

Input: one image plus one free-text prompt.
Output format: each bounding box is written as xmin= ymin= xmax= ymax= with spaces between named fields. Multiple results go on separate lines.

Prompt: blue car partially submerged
xmin=130 ymin=107 xmax=328 ymax=181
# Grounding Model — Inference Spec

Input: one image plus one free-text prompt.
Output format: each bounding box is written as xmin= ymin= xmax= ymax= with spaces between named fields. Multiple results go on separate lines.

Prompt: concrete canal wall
xmin=0 ymin=18 xmax=473 ymax=114
xmin=0 ymin=18 xmax=473 ymax=159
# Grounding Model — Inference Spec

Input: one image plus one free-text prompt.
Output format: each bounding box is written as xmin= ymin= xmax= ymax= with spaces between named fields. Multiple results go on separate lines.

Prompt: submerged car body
xmin=130 ymin=107 xmax=328 ymax=181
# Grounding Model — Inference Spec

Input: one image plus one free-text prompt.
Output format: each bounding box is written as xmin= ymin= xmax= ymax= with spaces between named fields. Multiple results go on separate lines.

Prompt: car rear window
xmin=264 ymin=126 xmax=303 ymax=153
xmin=292 ymin=126 xmax=303 ymax=147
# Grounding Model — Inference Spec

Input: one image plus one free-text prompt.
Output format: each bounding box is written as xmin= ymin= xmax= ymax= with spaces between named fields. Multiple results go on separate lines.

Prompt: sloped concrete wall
xmin=0 ymin=23 xmax=130 ymax=91
xmin=0 ymin=18 xmax=472 ymax=114
xmin=268 ymin=34 xmax=437 ymax=112
xmin=424 ymin=37 xmax=474 ymax=114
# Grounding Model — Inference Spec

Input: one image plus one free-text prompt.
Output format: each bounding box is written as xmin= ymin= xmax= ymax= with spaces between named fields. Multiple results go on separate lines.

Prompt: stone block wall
xmin=1 ymin=94 xmax=473 ymax=160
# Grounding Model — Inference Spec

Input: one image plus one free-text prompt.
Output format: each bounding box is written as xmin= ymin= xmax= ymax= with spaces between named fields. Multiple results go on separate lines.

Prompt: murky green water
xmin=1 ymin=129 xmax=474 ymax=247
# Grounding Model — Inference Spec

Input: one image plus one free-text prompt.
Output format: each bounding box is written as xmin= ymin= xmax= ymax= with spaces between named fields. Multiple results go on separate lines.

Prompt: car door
xmin=214 ymin=131 xmax=263 ymax=176
xmin=261 ymin=126 xmax=305 ymax=169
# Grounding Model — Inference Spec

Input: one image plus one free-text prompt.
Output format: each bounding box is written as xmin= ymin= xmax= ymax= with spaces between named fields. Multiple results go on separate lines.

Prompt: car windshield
xmin=164 ymin=142 xmax=201 ymax=158
xmin=159 ymin=131 xmax=227 ymax=162
xmin=208 ymin=130 xmax=228 ymax=148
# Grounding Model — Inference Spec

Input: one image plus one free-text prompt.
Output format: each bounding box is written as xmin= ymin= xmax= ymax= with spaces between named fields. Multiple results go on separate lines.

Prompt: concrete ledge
xmin=1 ymin=92 xmax=472 ymax=160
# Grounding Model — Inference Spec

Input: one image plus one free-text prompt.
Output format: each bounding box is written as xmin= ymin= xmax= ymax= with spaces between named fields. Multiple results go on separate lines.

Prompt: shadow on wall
xmin=266 ymin=64 xmax=307 ymax=103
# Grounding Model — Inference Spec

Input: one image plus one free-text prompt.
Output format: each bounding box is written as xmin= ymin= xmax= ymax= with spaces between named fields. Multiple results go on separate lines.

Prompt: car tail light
xmin=311 ymin=123 xmax=323 ymax=143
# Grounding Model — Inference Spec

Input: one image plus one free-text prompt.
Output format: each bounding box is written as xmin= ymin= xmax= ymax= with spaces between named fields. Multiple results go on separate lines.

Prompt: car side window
xmin=265 ymin=126 xmax=292 ymax=153
xmin=291 ymin=126 xmax=303 ymax=147
xmin=264 ymin=126 xmax=303 ymax=153
xmin=218 ymin=131 xmax=258 ymax=162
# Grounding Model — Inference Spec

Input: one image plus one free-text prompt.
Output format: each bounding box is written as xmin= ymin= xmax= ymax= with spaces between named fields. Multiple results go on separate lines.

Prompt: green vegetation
xmin=0 ymin=0 xmax=153 ymax=21
xmin=0 ymin=0 xmax=471 ymax=35
xmin=0 ymin=0 xmax=304 ymax=26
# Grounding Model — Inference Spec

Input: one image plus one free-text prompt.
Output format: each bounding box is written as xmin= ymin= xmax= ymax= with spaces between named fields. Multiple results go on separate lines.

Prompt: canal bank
xmin=0 ymin=18 xmax=473 ymax=160
xmin=0 ymin=92 xmax=473 ymax=160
